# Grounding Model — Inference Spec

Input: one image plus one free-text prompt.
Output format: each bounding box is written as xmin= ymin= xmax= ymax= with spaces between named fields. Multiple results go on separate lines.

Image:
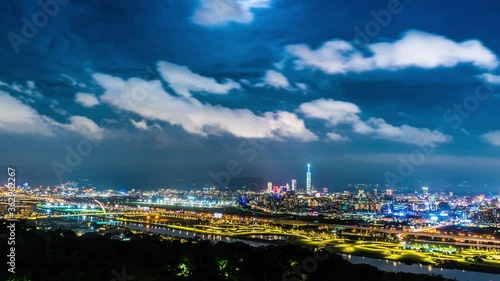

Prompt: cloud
xmin=47 ymin=116 xmax=104 ymax=141
xmin=60 ymin=74 xmax=77 ymax=86
xmin=481 ymin=131 xmax=500 ymax=146
xmin=256 ymin=70 xmax=310 ymax=93
xmin=299 ymin=98 xmax=451 ymax=146
xmin=354 ymin=117 xmax=451 ymax=146
xmin=0 ymin=80 xmax=42 ymax=98
xmin=93 ymin=73 xmax=317 ymax=142
xmin=295 ymin=82 xmax=308 ymax=93
xmin=0 ymin=91 xmax=54 ymax=136
xmin=256 ymin=70 xmax=291 ymax=89
xmin=130 ymin=119 xmax=149 ymax=130
xmin=287 ymin=30 xmax=498 ymax=74
xmin=479 ymin=73 xmax=500 ymax=84
xmin=50 ymin=99 xmax=69 ymax=116
xmin=0 ymin=91 xmax=102 ymax=140
xmin=192 ymin=0 xmax=271 ymax=26
xmin=460 ymin=128 xmax=472 ymax=136
xmin=75 ymin=92 xmax=100 ymax=107
xmin=327 ymin=132 xmax=350 ymax=142
xmin=157 ymin=61 xmax=241 ymax=97
xmin=298 ymin=98 xmax=361 ymax=125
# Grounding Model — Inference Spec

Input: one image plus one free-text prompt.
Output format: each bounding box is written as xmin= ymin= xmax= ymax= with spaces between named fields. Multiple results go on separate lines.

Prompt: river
xmin=342 ymin=254 xmax=499 ymax=281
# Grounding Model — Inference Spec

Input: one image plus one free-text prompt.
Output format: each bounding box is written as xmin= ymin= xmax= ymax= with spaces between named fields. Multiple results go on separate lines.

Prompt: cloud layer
xmin=0 ymin=91 xmax=102 ymax=140
xmin=0 ymin=91 xmax=53 ymax=136
xmin=481 ymin=131 xmax=500 ymax=146
xmin=158 ymin=61 xmax=241 ymax=97
xmin=94 ymin=72 xmax=317 ymax=142
xmin=257 ymin=70 xmax=291 ymax=89
xmin=192 ymin=0 xmax=271 ymax=26
xmin=287 ymin=30 xmax=498 ymax=74
xmin=75 ymin=92 xmax=100 ymax=108
xmin=298 ymin=98 xmax=451 ymax=146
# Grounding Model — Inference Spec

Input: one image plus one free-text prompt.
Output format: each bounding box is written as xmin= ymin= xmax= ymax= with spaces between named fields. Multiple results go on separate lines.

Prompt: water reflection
xmin=342 ymin=254 xmax=498 ymax=281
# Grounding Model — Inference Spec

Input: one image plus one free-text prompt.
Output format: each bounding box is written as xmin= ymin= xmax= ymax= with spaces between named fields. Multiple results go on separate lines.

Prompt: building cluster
xmin=1 ymin=165 xmax=499 ymax=229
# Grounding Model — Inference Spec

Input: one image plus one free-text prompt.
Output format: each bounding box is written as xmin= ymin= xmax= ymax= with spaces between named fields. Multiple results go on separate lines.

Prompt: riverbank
xmin=299 ymin=239 xmax=500 ymax=275
xmin=113 ymin=217 xmax=500 ymax=275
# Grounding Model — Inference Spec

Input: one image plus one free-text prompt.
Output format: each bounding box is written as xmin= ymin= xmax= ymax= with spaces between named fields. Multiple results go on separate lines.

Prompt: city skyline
xmin=2 ymin=0 xmax=500 ymax=191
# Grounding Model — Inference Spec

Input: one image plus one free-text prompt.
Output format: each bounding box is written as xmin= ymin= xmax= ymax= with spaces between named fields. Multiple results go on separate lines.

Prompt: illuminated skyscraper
xmin=291 ymin=179 xmax=297 ymax=192
xmin=422 ymin=186 xmax=429 ymax=196
xmin=267 ymin=182 xmax=272 ymax=193
xmin=306 ymin=164 xmax=312 ymax=194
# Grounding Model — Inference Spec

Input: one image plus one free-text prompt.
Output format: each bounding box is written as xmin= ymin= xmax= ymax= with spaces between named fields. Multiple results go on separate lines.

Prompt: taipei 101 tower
xmin=306 ymin=164 xmax=312 ymax=194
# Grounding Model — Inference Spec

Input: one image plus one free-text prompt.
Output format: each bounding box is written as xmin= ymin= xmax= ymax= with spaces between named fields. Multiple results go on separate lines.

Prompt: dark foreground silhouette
xmin=0 ymin=222 xmax=454 ymax=281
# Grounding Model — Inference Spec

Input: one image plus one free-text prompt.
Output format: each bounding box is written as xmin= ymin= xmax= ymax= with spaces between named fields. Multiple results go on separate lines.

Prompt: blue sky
xmin=1 ymin=0 xmax=500 ymax=192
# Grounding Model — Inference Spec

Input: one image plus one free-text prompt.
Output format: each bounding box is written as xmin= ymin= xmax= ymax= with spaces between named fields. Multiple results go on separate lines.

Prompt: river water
xmin=342 ymin=254 xmax=499 ymax=281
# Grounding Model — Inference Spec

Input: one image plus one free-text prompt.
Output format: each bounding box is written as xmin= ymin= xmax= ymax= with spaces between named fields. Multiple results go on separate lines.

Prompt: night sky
xmin=1 ymin=0 xmax=500 ymax=192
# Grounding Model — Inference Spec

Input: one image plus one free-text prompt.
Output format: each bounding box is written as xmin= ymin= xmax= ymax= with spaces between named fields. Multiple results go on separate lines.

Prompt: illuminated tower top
xmin=306 ymin=163 xmax=312 ymax=194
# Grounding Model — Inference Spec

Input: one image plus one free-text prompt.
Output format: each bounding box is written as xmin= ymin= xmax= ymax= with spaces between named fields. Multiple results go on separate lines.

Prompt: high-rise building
xmin=373 ymin=189 xmax=378 ymax=197
xmin=267 ymin=182 xmax=272 ymax=193
xmin=285 ymin=183 xmax=290 ymax=192
xmin=291 ymin=179 xmax=297 ymax=192
xmin=306 ymin=164 xmax=312 ymax=194
xmin=422 ymin=186 xmax=429 ymax=196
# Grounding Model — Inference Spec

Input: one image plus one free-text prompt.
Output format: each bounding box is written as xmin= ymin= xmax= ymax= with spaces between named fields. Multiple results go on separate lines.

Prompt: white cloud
xmin=157 ymin=61 xmax=241 ymax=97
xmin=257 ymin=70 xmax=291 ymax=89
xmin=299 ymin=98 xmax=451 ymax=147
xmin=0 ymin=80 xmax=42 ymax=98
xmin=130 ymin=119 xmax=149 ymax=130
xmin=50 ymin=99 xmax=69 ymax=116
xmin=75 ymin=92 xmax=100 ymax=108
xmin=479 ymin=73 xmax=500 ymax=84
xmin=327 ymin=132 xmax=350 ymax=142
xmin=0 ymin=91 xmax=102 ymax=140
xmin=295 ymin=82 xmax=308 ymax=93
xmin=0 ymin=91 xmax=53 ymax=136
xmin=256 ymin=70 xmax=310 ymax=92
xmin=298 ymin=98 xmax=361 ymax=125
xmin=47 ymin=116 xmax=104 ymax=141
xmin=287 ymin=30 xmax=498 ymax=74
xmin=93 ymin=73 xmax=317 ymax=142
xmin=481 ymin=131 xmax=500 ymax=146
xmin=60 ymin=74 xmax=77 ymax=86
xmin=355 ymin=117 xmax=451 ymax=146
xmin=192 ymin=0 xmax=270 ymax=26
